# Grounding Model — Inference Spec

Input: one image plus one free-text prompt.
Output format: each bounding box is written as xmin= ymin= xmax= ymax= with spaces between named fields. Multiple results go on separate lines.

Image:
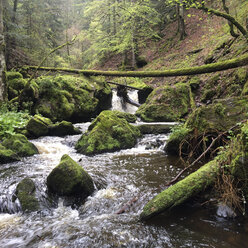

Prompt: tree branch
xmin=198 ymin=5 xmax=247 ymax=40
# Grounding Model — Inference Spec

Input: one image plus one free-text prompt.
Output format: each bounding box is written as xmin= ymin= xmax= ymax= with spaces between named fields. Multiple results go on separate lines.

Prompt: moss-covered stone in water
xmin=2 ymin=134 xmax=38 ymax=157
xmin=49 ymin=121 xmax=81 ymax=136
xmin=136 ymin=83 xmax=191 ymax=122
xmin=165 ymin=124 xmax=191 ymax=155
xmin=0 ymin=144 xmax=20 ymax=164
xmin=26 ymin=115 xmax=52 ymax=137
xmin=16 ymin=178 xmax=39 ymax=212
xmin=110 ymin=111 xmax=137 ymax=123
xmin=76 ymin=110 xmax=141 ymax=155
xmin=138 ymin=123 xmax=173 ymax=134
xmin=47 ymin=154 xmax=94 ymax=196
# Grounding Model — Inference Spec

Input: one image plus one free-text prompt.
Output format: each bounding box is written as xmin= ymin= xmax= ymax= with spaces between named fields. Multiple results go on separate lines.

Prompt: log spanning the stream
xmin=23 ymin=53 xmax=248 ymax=78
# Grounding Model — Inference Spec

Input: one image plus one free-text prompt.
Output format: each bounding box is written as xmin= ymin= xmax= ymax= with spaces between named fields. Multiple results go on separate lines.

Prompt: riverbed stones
xmin=2 ymin=134 xmax=39 ymax=157
xmin=47 ymin=154 xmax=94 ymax=197
xmin=16 ymin=178 xmax=40 ymax=212
xmin=136 ymin=83 xmax=191 ymax=122
xmin=75 ymin=110 xmax=141 ymax=155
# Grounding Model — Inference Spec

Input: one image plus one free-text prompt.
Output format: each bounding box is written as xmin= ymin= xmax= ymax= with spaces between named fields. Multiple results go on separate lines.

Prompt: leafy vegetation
xmin=0 ymin=104 xmax=30 ymax=138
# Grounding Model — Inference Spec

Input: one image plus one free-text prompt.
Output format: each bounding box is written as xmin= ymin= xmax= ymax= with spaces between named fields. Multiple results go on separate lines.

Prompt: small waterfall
xmin=111 ymin=89 xmax=139 ymax=114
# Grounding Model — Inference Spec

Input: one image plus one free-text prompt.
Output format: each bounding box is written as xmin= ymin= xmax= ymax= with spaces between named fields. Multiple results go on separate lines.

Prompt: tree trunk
xmin=179 ymin=4 xmax=187 ymax=40
xmin=23 ymin=52 xmax=248 ymax=78
xmin=198 ymin=5 xmax=247 ymax=40
xmin=140 ymin=159 xmax=220 ymax=220
xmin=0 ymin=0 xmax=5 ymax=101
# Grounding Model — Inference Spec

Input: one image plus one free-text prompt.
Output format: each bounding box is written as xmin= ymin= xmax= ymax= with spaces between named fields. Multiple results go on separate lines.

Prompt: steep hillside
xmin=101 ymin=0 xmax=248 ymax=100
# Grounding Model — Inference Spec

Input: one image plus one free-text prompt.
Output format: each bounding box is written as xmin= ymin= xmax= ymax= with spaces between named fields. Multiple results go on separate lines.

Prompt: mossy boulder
xmin=186 ymin=97 xmax=248 ymax=133
xmin=111 ymin=110 xmax=137 ymax=123
xmin=6 ymin=74 xmax=112 ymax=123
xmin=16 ymin=178 xmax=40 ymax=212
xmin=26 ymin=114 xmax=52 ymax=137
xmin=75 ymin=110 xmax=141 ymax=155
xmin=34 ymin=76 xmax=111 ymax=122
xmin=0 ymin=144 xmax=20 ymax=164
xmin=136 ymin=83 xmax=191 ymax=122
xmin=2 ymin=134 xmax=39 ymax=157
xmin=47 ymin=154 xmax=94 ymax=197
xmin=165 ymin=96 xmax=248 ymax=155
xmin=6 ymin=72 xmax=26 ymax=99
xmin=49 ymin=121 xmax=81 ymax=136
xmin=138 ymin=123 xmax=174 ymax=134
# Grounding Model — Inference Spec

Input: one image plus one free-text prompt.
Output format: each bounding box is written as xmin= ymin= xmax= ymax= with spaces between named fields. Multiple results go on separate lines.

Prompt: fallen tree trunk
xmin=23 ymin=53 xmax=248 ymax=78
xmin=140 ymin=159 xmax=220 ymax=221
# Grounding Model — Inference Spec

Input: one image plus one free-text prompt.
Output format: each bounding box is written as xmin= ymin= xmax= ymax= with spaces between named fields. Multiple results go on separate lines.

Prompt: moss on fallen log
xmin=141 ymin=120 xmax=248 ymax=221
xmin=140 ymin=159 xmax=220 ymax=220
xmin=23 ymin=53 xmax=248 ymax=78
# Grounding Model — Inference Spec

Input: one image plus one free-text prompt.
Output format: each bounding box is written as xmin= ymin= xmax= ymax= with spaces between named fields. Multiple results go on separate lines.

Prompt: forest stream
xmin=0 ymin=90 xmax=248 ymax=248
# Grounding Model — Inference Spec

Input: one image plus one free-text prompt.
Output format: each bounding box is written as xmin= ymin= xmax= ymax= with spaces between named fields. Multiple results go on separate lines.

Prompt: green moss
xmin=26 ymin=114 xmax=52 ymax=137
xmin=140 ymin=159 xmax=219 ymax=220
xmin=242 ymin=79 xmax=248 ymax=96
xmin=76 ymin=110 xmax=141 ymax=155
xmin=165 ymin=124 xmax=191 ymax=155
xmin=186 ymin=97 xmax=248 ymax=133
xmin=49 ymin=121 xmax=81 ymax=136
xmin=2 ymin=134 xmax=38 ymax=157
xmin=200 ymin=89 xmax=216 ymax=103
xmin=109 ymin=111 xmax=137 ymax=123
xmin=0 ymin=144 xmax=20 ymax=164
xmin=188 ymin=76 xmax=201 ymax=92
xmin=16 ymin=178 xmax=39 ymax=212
xmin=136 ymin=83 xmax=191 ymax=122
xmin=166 ymin=97 xmax=248 ymax=156
xmin=47 ymin=154 xmax=94 ymax=196
xmin=6 ymin=71 xmax=23 ymax=81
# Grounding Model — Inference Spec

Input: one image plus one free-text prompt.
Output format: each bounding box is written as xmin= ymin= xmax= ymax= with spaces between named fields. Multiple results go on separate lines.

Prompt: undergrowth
xmin=0 ymin=103 xmax=31 ymax=138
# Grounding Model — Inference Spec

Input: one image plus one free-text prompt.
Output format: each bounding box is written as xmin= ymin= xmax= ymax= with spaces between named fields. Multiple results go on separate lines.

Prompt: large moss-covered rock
xmin=47 ymin=154 xmax=94 ymax=197
xmin=0 ymin=144 xmax=20 ymax=164
xmin=136 ymin=83 xmax=191 ymax=122
xmin=16 ymin=178 xmax=40 ymax=212
xmin=186 ymin=97 xmax=248 ymax=133
xmin=33 ymin=76 xmax=112 ymax=122
xmin=2 ymin=134 xmax=38 ymax=157
xmin=6 ymin=72 xmax=27 ymax=99
xmin=75 ymin=110 xmax=141 ymax=155
xmin=49 ymin=121 xmax=81 ymax=136
xmin=6 ymin=74 xmax=112 ymax=123
xmin=111 ymin=110 xmax=137 ymax=123
xmin=165 ymin=96 xmax=248 ymax=155
xmin=26 ymin=114 xmax=52 ymax=137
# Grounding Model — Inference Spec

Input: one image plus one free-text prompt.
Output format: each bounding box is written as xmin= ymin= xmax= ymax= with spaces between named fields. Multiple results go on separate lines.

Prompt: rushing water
xmin=0 ymin=91 xmax=248 ymax=247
